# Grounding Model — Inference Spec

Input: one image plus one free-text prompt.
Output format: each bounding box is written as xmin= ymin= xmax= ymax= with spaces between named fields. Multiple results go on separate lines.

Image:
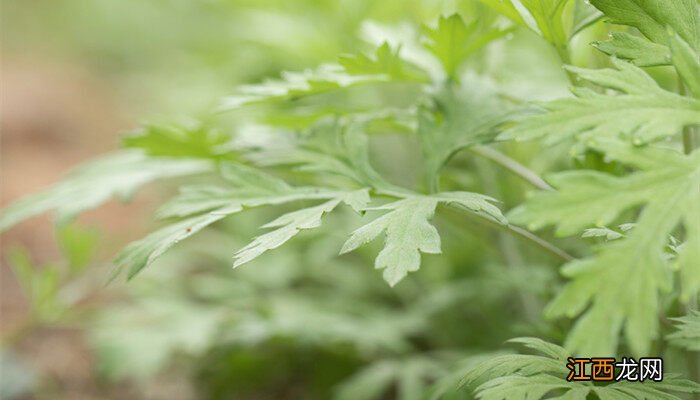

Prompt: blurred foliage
xmin=2 ymin=0 xmax=700 ymax=399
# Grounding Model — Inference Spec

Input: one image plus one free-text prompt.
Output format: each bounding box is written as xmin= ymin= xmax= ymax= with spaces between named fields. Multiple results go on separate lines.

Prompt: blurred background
xmin=0 ymin=1 xmax=593 ymax=399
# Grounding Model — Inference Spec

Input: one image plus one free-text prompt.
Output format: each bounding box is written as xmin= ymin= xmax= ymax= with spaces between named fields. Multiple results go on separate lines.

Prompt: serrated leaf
xmin=335 ymin=356 xmax=446 ymax=400
xmin=218 ymin=43 xmax=426 ymax=112
xmin=463 ymin=337 xmax=700 ymax=400
xmin=339 ymin=42 xmax=427 ymax=82
xmin=669 ymin=31 xmax=700 ymax=99
xmin=590 ymin=0 xmax=699 ymax=51
xmin=422 ymin=14 xmax=512 ymax=79
xmin=477 ymin=0 xmax=571 ymax=45
xmin=249 ymin=118 xmax=392 ymax=189
xmin=593 ymin=32 xmax=671 ymax=66
xmin=123 ymin=124 xmax=233 ymax=160
xmin=341 ymin=197 xmax=441 ymax=286
xmin=500 ymin=59 xmax=700 ymax=145
xmin=571 ymin=0 xmax=604 ymax=36
xmin=113 ymin=161 xmax=358 ymax=279
xmin=341 ymin=193 xmax=504 ymax=286
xmin=668 ymin=311 xmax=700 ymax=351
xmin=519 ymin=0 xmax=571 ymax=45
xmin=419 ymin=79 xmax=512 ymax=188
xmin=475 ymin=0 xmax=529 ymax=31
xmin=234 ymin=190 xmax=369 ymax=267
xmin=0 ymin=151 xmax=212 ymax=232
xmin=511 ymin=141 xmax=700 ymax=355
xmin=582 ymin=227 xmax=624 ymax=241
xmin=217 ymin=64 xmax=386 ymax=111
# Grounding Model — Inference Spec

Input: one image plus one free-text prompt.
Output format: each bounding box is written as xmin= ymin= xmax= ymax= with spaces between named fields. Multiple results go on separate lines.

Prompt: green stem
xmin=474 ymin=157 xmax=541 ymax=323
xmin=470 ymin=146 xmax=553 ymax=191
xmin=555 ymin=45 xmax=576 ymax=85
xmin=679 ymin=75 xmax=700 ymax=391
xmin=679 ymin=78 xmax=699 ymax=155
xmin=374 ymin=189 xmax=575 ymax=264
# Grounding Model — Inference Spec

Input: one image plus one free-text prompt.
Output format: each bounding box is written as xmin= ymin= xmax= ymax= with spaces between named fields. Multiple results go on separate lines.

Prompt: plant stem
xmin=445 ymin=206 xmax=575 ymax=263
xmin=470 ymin=146 xmax=553 ymax=191
xmin=374 ymin=188 xmax=575 ymax=263
xmin=473 ymin=157 xmax=542 ymax=323
xmin=679 ymin=78 xmax=699 ymax=155
xmin=678 ymin=75 xmax=700 ymax=392
xmin=555 ymin=45 xmax=577 ymax=85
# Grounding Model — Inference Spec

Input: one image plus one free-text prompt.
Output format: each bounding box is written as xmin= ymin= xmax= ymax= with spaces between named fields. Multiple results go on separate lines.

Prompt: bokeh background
xmin=1 ymin=1 xmax=615 ymax=399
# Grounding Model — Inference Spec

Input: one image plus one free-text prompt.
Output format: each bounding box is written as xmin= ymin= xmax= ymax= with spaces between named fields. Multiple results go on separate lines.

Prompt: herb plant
xmin=2 ymin=0 xmax=699 ymax=399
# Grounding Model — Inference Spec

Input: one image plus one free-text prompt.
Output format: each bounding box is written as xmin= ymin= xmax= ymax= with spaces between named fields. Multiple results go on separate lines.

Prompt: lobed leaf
xmin=0 ymin=151 xmax=212 ymax=232
xmin=500 ymin=59 xmax=700 ymax=145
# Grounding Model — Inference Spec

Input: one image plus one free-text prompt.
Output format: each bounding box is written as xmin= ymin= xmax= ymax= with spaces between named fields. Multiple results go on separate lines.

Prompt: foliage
xmin=2 ymin=0 xmax=700 ymax=399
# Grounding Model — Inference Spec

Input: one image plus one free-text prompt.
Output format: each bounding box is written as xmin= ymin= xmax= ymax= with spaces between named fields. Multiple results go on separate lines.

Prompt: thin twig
xmin=470 ymin=145 xmax=553 ymax=191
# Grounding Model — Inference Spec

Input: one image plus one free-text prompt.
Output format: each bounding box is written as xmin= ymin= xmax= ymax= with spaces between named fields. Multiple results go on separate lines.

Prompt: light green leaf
xmin=592 ymin=32 xmax=671 ymax=66
xmin=341 ymin=192 xmax=504 ymax=286
xmin=341 ymin=197 xmax=441 ymax=286
xmin=668 ymin=311 xmax=700 ymax=351
xmin=113 ymin=162 xmax=355 ymax=279
xmin=0 ymin=151 xmax=212 ymax=232
xmin=511 ymin=141 xmax=700 ymax=355
xmin=123 ymin=123 xmax=233 ymax=160
xmin=500 ymin=59 xmax=700 ymax=145
xmin=589 ymin=0 xmax=699 ymax=67
xmin=463 ymin=337 xmax=700 ymax=400
xmin=477 ymin=0 xmax=572 ymax=46
xmin=669 ymin=31 xmax=700 ymax=99
xmin=419 ymin=79 xmax=511 ymax=188
xmin=520 ymin=0 xmax=571 ymax=45
xmin=571 ymin=0 xmax=604 ymax=36
xmin=217 ymin=64 xmax=387 ymax=111
xmin=218 ymin=43 xmax=426 ymax=112
xmin=233 ymin=190 xmax=369 ymax=268
xmin=590 ymin=0 xmax=699 ymax=50
xmin=90 ymin=297 xmax=222 ymax=380
xmin=339 ymin=42 xmax=427 ymax=82
xmin=249 ymin=118 xmax=393 ymax=189
xmin=475 ymin=0 xmax=529 ymax=31
xmin=335 ymin=356 xmax=446 ymax=400
xmin=422 ymin=14 xmax=511 ymax=79
xmin=581 ymin=227 xmax=624 ymax=241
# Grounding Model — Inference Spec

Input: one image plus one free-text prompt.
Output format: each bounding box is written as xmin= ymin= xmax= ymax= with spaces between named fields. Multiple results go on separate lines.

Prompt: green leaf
xmin=571 ymin=0 xmax=604 ymax=36
xmin=669 ymin=31 xmax=700 ymax=99
xmin=520 ymin=0 xmax=571 ymax=45
xmin=500 ymin=59 xmax=700 ymax=145
xmin=90 ymin=297 xmax=222 ymax=380
xmin=474 ymin=0 xmax=529 ymax=31
xmin=339 ymin=42 xmax=427 ymax=82
xmin=592 ymin=32 xmax=671 ymax=66
xmin=57 ymin=224 xmax=99 ymax=274
xmin=335 ymin=356 xmax=446 ymax=400
xmin=477 ymin=0 xmax=572 ymax=46
xmin=341 ymin=192 xmax=504 ymax=286
xmin=233 ymin=190 xmax=369 ymax=267
xmin=510 ymin=141 xmax=700 ymax=355
xmin=249 ymin=118 xmax=393 ymax=189
xmin=341 ymin=197 xmax=441 ymax=286
xmin=0 ymin=151 xmax=212 ymax=232
xmin=422 ymin=14 xmax=511 ymax=79
xmin=589 ymin=0 xmax=699 ymax=50
xmin=668 ymin=311 xmax=700 ymax=351
xmin=590 ymin=0 xmax=699 ymax=67
xmin=217 ymin=64 xmax=387 ymax=111
xmin=123 ymin=123 xmax=233 ymax=160
xmin=463 ymin=337 xmax=700 ymax=400
xmin=218 ymin=43 xmax=426 ymax=112
xmin=113 ymin=162 xmax=358 ymax=279
xmin=419 ymin=80 xmax=512 ymax=188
